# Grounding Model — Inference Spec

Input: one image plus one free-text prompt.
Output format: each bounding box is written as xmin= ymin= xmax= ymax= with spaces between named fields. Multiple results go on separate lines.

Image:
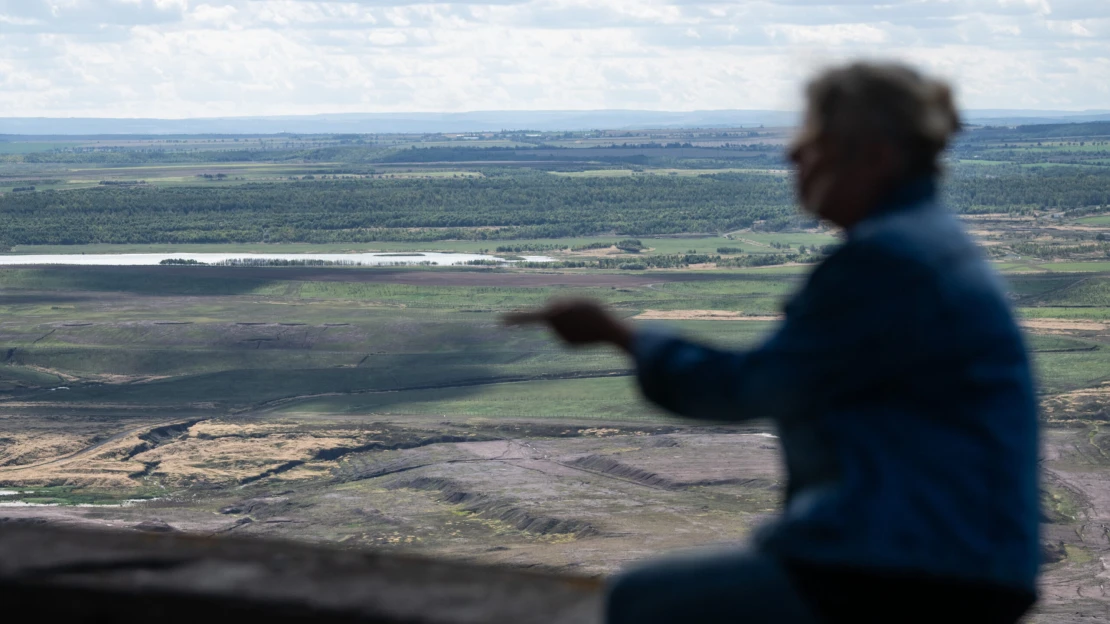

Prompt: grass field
xmin=1019 ymin=307 xmax=1110 ymax=320
xmin=550 ymin=168 xmax=786 ymax=178
xmin=994 ymin=262 xmax=1110 ymax=274
xmin=280 ymin=376 xmax=667 ymax=421
xmin=1038 ymin=262 xmax=1110 ymax=273
xmin=0 ymin=264 xmax=790 ymax=418
xmin=0 ymin=142 xmax=82 ymax=154
xmin=2 ymin=264 xmax=1107 ymax=414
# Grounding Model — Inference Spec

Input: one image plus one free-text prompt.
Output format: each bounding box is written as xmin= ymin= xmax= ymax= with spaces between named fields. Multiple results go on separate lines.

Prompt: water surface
xmin=0 ymin=252 xmax=555 ymax=266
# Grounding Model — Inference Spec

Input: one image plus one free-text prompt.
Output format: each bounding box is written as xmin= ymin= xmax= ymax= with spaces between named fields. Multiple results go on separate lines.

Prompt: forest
xmin=0 ymin=173 xmax=798 ymax=245
xmin=2 ymin=165 xmax=1108 ymax=245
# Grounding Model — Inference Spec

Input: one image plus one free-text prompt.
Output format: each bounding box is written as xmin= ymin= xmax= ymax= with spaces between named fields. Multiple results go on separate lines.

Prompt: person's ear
xmin=870 ymin=141 xmax=907 ymax=178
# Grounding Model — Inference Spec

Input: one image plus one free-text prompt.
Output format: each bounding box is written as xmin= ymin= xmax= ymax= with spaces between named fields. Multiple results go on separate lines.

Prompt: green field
xmin=281 ymin=376 xmax=668 ymax=421
xmin=1036 ymin=262 xmax=1110 ymax=273
xmin=1 ymin=262 xmax=1107 ymax=419
xmin=550 ymin=168 xmax=786 ymax=178
xmin=0 ymin=141 xmax=81 ymax=154
xmin=0 ymin=264 xmax=783 ymax=416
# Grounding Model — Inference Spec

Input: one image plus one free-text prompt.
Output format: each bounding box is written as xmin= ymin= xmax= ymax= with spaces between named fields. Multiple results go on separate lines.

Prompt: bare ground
xmin=0 ymin=414 xmax=1105 ymax=622
xmin=635 ymin=310 xmax=782 ymax=321
xmin=1022 ymin=319 xmax=1108 ymax=332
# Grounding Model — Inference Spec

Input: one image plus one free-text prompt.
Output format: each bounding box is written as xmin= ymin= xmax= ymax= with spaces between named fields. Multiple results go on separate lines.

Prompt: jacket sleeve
xmin=632 ymin=241 xmax=937 ymax=422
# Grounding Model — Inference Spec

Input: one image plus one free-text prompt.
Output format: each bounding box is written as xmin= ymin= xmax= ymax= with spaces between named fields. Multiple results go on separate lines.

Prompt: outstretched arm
xmin=505 ymin=242 xmax=933 ymax=423
xmin=636 ymin=243 xmax=935 ymax=421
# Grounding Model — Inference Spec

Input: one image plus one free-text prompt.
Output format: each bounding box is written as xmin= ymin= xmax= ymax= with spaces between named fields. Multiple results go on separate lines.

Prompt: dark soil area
xmin=39 ymin=265 xmax=797 ymax=288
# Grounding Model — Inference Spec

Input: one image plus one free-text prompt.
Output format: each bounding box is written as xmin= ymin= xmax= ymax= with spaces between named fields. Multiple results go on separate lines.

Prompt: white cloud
xmin=763 ymin=23 xmax=891 ymax=45
xmin=0 ymin=0 xmax=1106 ymax=117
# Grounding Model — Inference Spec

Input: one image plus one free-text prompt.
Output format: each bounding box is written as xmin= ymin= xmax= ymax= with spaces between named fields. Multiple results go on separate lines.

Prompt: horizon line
xmin=3 ymin=108 xmax=1110 ymax=122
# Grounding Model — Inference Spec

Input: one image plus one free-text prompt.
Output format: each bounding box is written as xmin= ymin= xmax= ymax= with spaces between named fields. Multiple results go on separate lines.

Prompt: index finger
xmin=501 ymin=309 xmax=550 ymax=326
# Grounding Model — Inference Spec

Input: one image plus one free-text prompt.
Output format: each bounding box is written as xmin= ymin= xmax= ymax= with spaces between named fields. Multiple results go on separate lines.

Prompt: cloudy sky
xmin=1 ymin=0 xmax=1107 ymax=118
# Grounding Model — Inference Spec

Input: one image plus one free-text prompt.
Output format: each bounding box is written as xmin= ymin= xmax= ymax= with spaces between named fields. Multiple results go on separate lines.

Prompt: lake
xmin=0 ymin=252 xmax=555 ymax=266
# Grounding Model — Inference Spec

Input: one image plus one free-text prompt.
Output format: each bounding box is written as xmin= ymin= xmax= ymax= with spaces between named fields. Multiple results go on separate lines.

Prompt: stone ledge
xmin=0 ymin=524 xmax=603 ymax=623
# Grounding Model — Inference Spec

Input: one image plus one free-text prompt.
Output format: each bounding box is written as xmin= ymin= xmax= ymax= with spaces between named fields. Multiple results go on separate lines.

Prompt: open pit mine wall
xmin=0 ymin=525 xmax=602 ymax=623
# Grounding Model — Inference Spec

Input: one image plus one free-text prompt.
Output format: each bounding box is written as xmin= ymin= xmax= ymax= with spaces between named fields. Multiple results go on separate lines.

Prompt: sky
xmin=0 ymin=0 xmax=1108 ymax=118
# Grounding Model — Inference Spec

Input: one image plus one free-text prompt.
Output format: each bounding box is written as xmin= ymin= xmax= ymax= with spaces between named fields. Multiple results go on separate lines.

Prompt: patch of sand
xmin=190 ymin=421 xmax=300 ymax=437
xmin=23 ymin=365 xmax=80 ymax=383
xmin=0 ymin=420 xmax=389 ymax=488
xmin=635 ymin=309 xmax=783 ymax=321
xmin=563 ymin=246 xmax=632 ymax=258
xmin=134 ymin=426 xmax=384 ymax=485
xmin=1039 ymin=384 xmax=1110 ymax=422
xmin=731 ymin=238 xmax=772 ymax=248
xmin=0 ymin=432 xmax=97 ymax=468
xmin=959 ymin=214 xmax=1037 ymax=222
xmin=1020 ymin=318 xmax=1107 ymax=332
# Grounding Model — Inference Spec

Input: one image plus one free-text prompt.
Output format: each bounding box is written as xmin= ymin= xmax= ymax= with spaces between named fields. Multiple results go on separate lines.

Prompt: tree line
xmin=2 ymin=169 xmax=1107 ymax=246
xmin=0 ymin=175 xmax=795 ymax=245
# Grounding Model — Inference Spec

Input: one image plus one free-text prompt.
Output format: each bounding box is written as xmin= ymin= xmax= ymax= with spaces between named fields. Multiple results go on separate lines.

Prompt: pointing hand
xmin=503 ymin=298 xmax=634 ymax=354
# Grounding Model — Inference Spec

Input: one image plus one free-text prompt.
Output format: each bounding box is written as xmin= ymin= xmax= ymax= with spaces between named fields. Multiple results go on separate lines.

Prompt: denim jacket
xmin=633 ymin=177 xmax=1040 ymax=592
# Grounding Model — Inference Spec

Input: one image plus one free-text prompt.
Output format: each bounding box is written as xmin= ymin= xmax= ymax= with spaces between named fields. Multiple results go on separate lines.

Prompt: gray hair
xmin=805 ymin=62 xmax=961 ymax=175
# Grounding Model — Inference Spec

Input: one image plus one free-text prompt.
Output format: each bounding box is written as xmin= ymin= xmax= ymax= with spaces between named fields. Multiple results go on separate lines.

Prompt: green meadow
xmin=2 ymin=262 xmax=1107 ymax=420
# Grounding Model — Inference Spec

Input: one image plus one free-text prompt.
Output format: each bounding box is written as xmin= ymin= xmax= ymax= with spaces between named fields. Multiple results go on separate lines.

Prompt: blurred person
xmin=505 ymin=62 xmax=1039 ymax=624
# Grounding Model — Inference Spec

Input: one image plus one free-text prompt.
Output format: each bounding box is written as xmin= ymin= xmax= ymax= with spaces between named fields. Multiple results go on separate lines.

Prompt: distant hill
xmin=0 ymin=111 xmax=800 ymax=136
xmin=1 ymin=109 xmax=1108 ymax=136
xmin=965 ymin=121 xmax=1110 ymax=141
xmin=965 ymin=110 xmax=1110 ymax=127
